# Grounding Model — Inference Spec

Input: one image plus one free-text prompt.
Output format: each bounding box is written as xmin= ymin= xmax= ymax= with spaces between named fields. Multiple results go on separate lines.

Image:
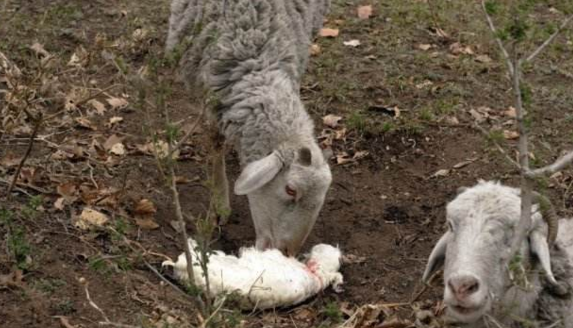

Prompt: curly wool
xmin=166 ymin=0 xmax=330 ymax=164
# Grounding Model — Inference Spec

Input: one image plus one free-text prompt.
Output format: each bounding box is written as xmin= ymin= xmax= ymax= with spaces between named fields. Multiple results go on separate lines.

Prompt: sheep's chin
xmin=446 ymin=301 xmax=489 ymax=324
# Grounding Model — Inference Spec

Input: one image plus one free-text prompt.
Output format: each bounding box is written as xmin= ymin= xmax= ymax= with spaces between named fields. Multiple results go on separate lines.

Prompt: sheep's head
xmin=422 ymin=181 xmax=558 ymax=324
xmin=234 ymin=143 xmax=332 ymax=256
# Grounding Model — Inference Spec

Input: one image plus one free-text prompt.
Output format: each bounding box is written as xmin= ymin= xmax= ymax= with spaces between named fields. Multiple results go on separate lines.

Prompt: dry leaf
xmin=432 ymin=169 xmax=450 ymax=178
xmin=503 ymin=130 xmax=519 ymax=140
xmin=504 ymin=106 xmax=517 ymax=118
xmin=57 ymin=182 xmax=78 ymax=201
xmin=54 ymin=197 xmax=66 ymax=211
xmin=75 ymin=117 xmax=96 ymax=130
xmin=319 ymin=28 xmax=339 ymax=38
xmin=475 ymin=54 xmax=492 ymax=63
xmin=109 ymin=143 xmax=126 ymax=156
xmin=357 ymin=5 xmax=373 ymax=19
xmin=88 ymin=99 xmax=107 ymax=115
xmin=415 ymin=80 xmax=433 ymax=89
xmin=310 ymin=44 xmax=321 ymax=56
xmin=103 ymin=134 xmax=123 ymax=150
xmin=107 ymin=116 xmax=124 ymax=126
xmin=0 ymin=153 xmax=22 ymax=168
xmin=417 ymin=44 xmax=432 ymax=51
xmin=134 ymin=199 xmax=157 ymax=216
xmin=135 ymin=217 xmax=160 ymax=230
xmin=75 ymin=208 xmax=109 ymax=230
xmin=30 ymin=42 xmax=50 ymax=58
xmin=343 ymin=39 xmax=361 ymax=47
xmin=449 ymin=42 xmax=474 ymax=55
xmin=106 ymin=96 xmax=128 ymax=110
xmin=323 ymin=114 xmax=342 ymax=128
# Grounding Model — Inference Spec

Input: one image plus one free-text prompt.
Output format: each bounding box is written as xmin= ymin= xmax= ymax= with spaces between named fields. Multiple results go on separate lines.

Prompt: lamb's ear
xmin=234 ymin=152 xmax=283 ymax=195
xmin=530 ymin=230 xmax=558 ymax=285
xmin=423 ymin=232 xmax=450 ymax=283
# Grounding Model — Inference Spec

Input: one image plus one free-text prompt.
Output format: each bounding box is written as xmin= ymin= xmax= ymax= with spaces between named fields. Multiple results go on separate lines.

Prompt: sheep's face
xmin=423 ymin=181 xmax=554 ymax=324
xmin=235 ymin=146 xmax=332 ymax=256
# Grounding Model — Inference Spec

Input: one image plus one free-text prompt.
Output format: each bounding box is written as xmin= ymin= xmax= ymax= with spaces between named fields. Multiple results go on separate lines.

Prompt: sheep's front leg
xmin=211 ymin=131 xmax=231 ymax=225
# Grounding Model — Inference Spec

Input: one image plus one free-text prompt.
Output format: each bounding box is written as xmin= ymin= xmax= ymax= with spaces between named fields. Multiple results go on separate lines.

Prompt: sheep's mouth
xmin=447 ymin=303 xmax=486 ymax=322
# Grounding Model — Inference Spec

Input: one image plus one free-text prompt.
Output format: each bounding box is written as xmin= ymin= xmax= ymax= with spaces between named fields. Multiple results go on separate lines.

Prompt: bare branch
xmin=6 ymin=114 xmax=43 ymax=198
xmin=527 ymin=150 xmax=573 ymax=178
xmin=481 ymin=0 xmax=515 ymax=76
xmin=167 ymin=106 xmax=205 ymax=160
xmin=84 ymin=283 xmax=140 ymax=328
xmin=525 ymin=14 xmax=573 ymax=63
xmin=473 ymin=123 xmax=521 ymax=171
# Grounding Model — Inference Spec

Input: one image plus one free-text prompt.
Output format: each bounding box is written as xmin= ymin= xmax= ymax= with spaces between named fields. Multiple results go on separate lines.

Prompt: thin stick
xmin=6 ymin=114 xmax=42 ymax=198
xmin=84 ymin=283 xmax=141 ymax=328
xmin=509 ymin=56 xmax=534 ymax=259
xmin=525 ymin=14 xmax=573 ymax=63
xmin=473 ymin=123 xmax=521 ymax=171
xmin=167 ymin=105 xmax=206 ymax=160
xmin=481 ymin=0 xmax=514 ymax=76
xmin=526 ymin=150 xmax=573 ymax=178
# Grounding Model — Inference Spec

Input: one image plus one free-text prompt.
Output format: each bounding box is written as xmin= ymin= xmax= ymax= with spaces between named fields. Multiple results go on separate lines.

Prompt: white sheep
xmin=423 ymin=180 xmax=573 ymax=327
xmin=162 ymin=238 xmax=343 ymax=310
xmin=166 ymin=0 xmax=332 ymax=256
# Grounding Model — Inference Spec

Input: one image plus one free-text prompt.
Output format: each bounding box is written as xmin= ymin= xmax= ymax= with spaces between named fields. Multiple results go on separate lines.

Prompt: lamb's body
xmin=423 ymin=181 xmax=573 ymax=327
xmin=163 ymin=239 xmax=343 ymax=310
xmin=166 ymin=0 xmax=333 ymax=256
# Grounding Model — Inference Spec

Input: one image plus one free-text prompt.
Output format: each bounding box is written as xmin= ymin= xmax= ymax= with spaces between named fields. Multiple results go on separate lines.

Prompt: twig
xmin=167 ymin=106 xmax=206 ymax=160
xmin=526 ymin=150 xmax=573 ymax=178
xmin=84 ymin=283 xmax=140 ymax=328
xmin=473 ymin=123 xmax=521 ymax=171
xmin=6 ymin=114 xmax=42 ymax=198
xmin=481 ymin=0 xmax=514 ymax=76
xmin=525 ymin=14 xmax=573 ymax=63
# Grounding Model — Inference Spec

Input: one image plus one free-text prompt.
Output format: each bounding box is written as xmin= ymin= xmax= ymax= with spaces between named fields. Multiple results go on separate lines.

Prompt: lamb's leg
xmin=210 ymin=129 xmax=231 ymax=225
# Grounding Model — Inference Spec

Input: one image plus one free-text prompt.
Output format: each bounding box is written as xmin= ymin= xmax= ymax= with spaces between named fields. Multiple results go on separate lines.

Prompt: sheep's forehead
xmin=447 ymin=182 xmax=521 ymax=225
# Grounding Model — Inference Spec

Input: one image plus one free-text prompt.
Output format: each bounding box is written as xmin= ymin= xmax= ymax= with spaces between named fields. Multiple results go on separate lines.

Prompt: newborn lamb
xmin=163 ymin=239 xmax=343 ymax=310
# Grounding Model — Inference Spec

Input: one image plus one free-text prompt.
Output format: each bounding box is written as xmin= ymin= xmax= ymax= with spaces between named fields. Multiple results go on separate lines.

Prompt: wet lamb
xmin=423 ymin=180 xmax=573 ymax=327
xmin=166 ymin=0 xmax=332 ymax=256
xmin=162 ymin=238 xmax=343 ymax=310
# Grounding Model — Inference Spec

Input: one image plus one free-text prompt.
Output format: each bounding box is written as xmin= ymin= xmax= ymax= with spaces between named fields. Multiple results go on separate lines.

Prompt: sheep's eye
xmin=285 ymin=185 xmax=296 ymax=197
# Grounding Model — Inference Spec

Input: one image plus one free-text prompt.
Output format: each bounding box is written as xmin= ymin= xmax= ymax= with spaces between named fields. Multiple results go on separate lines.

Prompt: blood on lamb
xmin=166 ymin=0 xmax=332 ymax=256
xmin=423 ymin=180 xmax=573 ymax=327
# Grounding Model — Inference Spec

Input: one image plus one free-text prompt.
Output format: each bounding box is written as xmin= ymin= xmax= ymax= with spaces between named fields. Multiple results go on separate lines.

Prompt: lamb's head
xmin=234 ymin=143 xmax=332 ymax=256
xmin=307 ymin=243 xmax=343 ymax=291
xmin=422 ymin=181 xmax=558 ymax=324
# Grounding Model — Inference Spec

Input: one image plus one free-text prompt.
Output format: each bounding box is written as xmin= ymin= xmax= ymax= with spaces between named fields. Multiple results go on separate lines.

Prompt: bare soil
xmin=1 ymin=0 xmax=573 ymax=327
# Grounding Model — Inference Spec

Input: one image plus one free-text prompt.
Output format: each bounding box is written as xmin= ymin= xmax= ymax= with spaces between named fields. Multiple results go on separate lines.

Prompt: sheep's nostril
xmin=449 ymin=275 xmax=480 ymax=300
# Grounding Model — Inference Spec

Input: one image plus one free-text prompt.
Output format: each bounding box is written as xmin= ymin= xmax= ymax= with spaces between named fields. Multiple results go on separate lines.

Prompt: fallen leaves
xmin=106 ymin=96 xmax=129 ymax=110
xmin=319 ymin=28 xmax=339 ymax=38
xmin=133 ymin=199 xmax=159 ymax=230
xmin=357 ymin=5 xmax=373 ymax=19
xmin=75 ymin=208 xmax=109 ymax=230
xmin=323 ymin=114 xmax=342 ymax=128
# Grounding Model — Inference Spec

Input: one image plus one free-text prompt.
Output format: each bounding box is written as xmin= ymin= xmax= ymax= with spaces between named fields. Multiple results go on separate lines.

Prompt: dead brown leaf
xmin=75 ymin=117 xmax=97 ymax=130
xmin=475 ymin=54 xmax=492 ymax=63
xmin=319 ymin=28 xmax=339 ymax=38
xmin=134 ymin=199 xmax=157 ymax=216
xmin=504 ymin=106 xmax=517 ymax=118
xmin=323 ymin=114 xmax=342 ymax=128
xmin=75 ymin=208 xmax=109 ymax=230
xmin=449 ymin=42 xmax=474 ymax=55
xmin=103 ymin=134 xmax=123 ymax=150
xmin=417 ymin=44 xmax=432 ymax=51
xmin=135 ymin=217 xmax=160 ymax=230
xmin=357 ymin=5 xmax=373 ymax=19
xmin=106 ymin=96 xmax=129 ymax=110
xmin=503 ymin=130 xmax=519 ymax=140
xmin=88 ymin=99 xmax=107 ymax=115
xmin=310 ymin=44 xmax=321 ymax=56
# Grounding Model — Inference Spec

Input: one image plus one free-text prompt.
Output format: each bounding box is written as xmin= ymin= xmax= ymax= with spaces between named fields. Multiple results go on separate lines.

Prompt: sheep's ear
xmin=234 ymin=152 xmax=283 ymax=195
xmin=530 ymin=230 xmax=557 ymax=285
xmin=423 ymin=232 xmax=450 ymax=283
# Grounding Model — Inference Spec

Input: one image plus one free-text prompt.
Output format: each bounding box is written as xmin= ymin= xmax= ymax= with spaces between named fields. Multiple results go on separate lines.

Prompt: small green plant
xmin=88 ymin=255 xmax=110 ymax=274
xmin=21 ymin=195 xmax=42 ymax=220
xmin=322 ymin=301 xmax=343 ymax=323
xmin=55 ymin=299 xmax=75 ymax=315
xmin=1 ymin=208 xmax=32 ymax=269
xmin=419 ymin=108 xmax=434 ymax=122
xmin=347 ymin=110 xmax=367 ymax=133
xmin=33 ymin=278 xmax=66 ymax=294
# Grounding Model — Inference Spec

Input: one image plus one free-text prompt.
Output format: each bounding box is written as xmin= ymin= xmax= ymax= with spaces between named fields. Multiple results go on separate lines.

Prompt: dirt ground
xmin=2 ymin=0 xmax=573 ymax=327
